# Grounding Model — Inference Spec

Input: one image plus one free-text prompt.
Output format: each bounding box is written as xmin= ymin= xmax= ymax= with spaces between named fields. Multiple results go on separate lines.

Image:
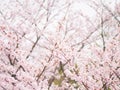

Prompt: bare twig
xmin=72 ymin=18 xmax=109 ymax=47
xmin=113 ymin=70 xmax=120 ymax=80
xmin=102 ymin=3 xmax=120 ymax=24
xmin=36 ymin=50 xmax=53 ymax=82
xmin=36 ymin=66 xmax=47 ymax=82
xmin=82 ymin=82 xmax=89 ymax=90
xmin=26 ymin=36 xmax=41 ymax=59
xmin=101 ymin=7 xmax=106 ymax=51
xmin=8 ymin=54 xmax=14 ymax=66
xmin=16 ymin=65 xmax=25 ymax=73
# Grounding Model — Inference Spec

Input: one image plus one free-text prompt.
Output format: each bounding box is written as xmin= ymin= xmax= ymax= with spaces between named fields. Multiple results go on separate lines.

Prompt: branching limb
xmin=102 ymin=3 xmax=120 ymax=24
xmin=72 ymin=18 xmax=109 ymax=47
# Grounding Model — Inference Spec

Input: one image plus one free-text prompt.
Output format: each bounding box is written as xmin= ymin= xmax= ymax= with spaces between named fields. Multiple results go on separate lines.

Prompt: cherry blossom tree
xmin=0 ymin=0 xmax=120 ymax=90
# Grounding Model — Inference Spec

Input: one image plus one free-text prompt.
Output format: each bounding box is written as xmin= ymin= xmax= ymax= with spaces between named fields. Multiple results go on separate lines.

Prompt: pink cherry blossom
xmin=0 ymin=0 xmax=120 ymax=90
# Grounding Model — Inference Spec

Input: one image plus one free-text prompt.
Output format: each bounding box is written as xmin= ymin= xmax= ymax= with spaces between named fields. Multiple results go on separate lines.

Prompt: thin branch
xmin=72 ymin=18 xmax=109 ymax=47
xmin=101 ymin=31 xmax=105 ymax=51
xmin=101 ymin=6 xmax=106 ymax=51
xmin=113 ymin=70 xmax=120 ymax=80
xmin=16 ymin=65 xmax=25 ymax=73
xmin=36 ymin=66 xmax=47 ymax=82
xmin=8 ymin=54 xmax=14 ymax=66
xmin=77 ymin=43 xmax=84 ymax=52
xmin=36 ymin=50 xmax=53 ymax=82
xmin=82 ymin=82 xmax=89 ymax=90
xmin=102 ymin=82 xmax=108 ymax=90
xmin=26 ymin=36 xmax=41 ymax=59
xmin=102 ymin=3 xmax=120 ymax=24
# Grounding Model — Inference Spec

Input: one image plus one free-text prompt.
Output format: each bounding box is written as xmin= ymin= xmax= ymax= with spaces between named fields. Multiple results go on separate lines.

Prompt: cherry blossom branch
xmin=72 ymin=18 xmax=109 ymax=47
xmin=8 ymin=54 xmax=15 ymax=66
xmin=82 ymin=82 xmax=89 ymax=90
xmin=36 ymin=50 xmax=54 ymax=82
xmin=26 ymin=36 xmax=41 ymax=59
xmin=102 ymin=3 xmax=120 ymax=24
xmin=101 ymin=9 xmax=106 ymax=51
xmin=113 ymin=70 xmax=120 ymax=80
